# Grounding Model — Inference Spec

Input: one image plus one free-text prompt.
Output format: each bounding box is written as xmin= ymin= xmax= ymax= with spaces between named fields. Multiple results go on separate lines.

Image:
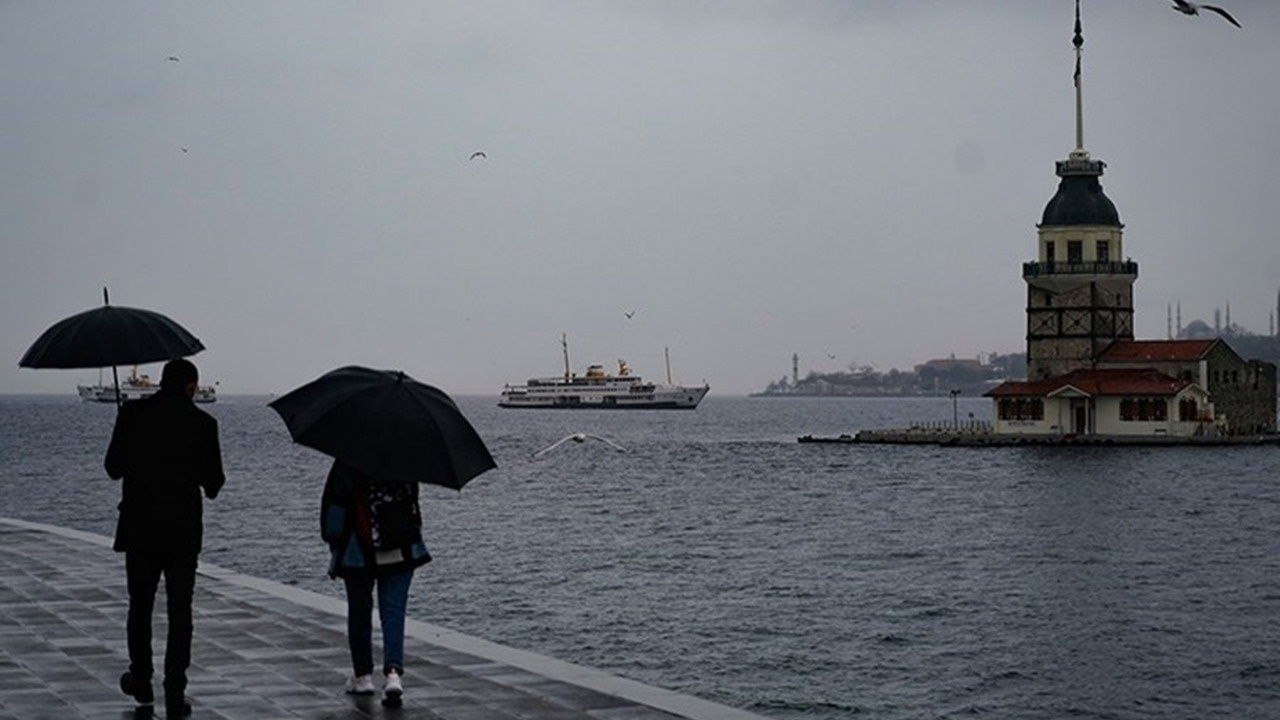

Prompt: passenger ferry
xmin=78 ymin=368 xmax=217 ymax=404
xmin=499 ymin=336 xmax=708 ymax=410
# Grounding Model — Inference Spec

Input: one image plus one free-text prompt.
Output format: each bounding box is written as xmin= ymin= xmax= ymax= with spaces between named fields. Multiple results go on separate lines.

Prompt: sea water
xmin=2 ymin=394 xmax=1277 ymax=719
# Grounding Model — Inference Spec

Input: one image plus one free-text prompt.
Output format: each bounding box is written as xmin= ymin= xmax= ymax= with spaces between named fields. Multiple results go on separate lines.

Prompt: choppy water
xmin=2 ymin=393 xmax=1278 ymax=719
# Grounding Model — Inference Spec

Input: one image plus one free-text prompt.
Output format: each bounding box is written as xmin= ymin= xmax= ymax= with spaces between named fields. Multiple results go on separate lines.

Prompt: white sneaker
xmin=345 ymin=674 xmax=375 ymax=695
xmin=383 ymin=669 xmax=403 ymax=702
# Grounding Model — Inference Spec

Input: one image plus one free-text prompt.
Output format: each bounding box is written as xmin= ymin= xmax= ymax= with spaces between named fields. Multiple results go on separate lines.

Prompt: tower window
xmin=1096 ymin=240 xmax=1110 ymax=263
xmin=1067 ymin=241 xmax=1083 ymax=264
xmin=1045 ymin=241 xmax=1056 ymax=264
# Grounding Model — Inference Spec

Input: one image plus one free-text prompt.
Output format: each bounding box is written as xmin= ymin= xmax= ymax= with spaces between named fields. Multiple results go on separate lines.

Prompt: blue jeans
xmin=343 ymin=570 xmax=413 ymax=676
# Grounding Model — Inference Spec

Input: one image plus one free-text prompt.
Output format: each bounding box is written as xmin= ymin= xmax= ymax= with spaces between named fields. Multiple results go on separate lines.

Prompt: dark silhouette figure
xmin=106 ymin=358 xmax=225 ymax=718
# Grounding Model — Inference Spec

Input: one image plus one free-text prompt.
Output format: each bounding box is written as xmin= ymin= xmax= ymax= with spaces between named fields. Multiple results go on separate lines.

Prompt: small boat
xmin=77 ymin=367 xmax=217 ymax=404
xmin=499 ymin=336 xmax=708 ymax=410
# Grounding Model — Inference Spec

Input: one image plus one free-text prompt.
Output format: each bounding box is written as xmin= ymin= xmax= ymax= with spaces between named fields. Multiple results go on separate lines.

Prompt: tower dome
xmin=1040 ymin=152 xmax=1120 ymax=226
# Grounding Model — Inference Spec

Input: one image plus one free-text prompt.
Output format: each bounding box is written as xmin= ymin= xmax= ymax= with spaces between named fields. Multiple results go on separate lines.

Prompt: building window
xmin=1046 ymin=241 xmax=1055 ymax=264
xmin=1067 ymin=241 xmax=1083 ymax=264
xmin=998 ymin=398 xmax=1044 ymax=421
xmin=1179 ymin=398 xmax=1198 ymax=421
xmin=1121 ymin=397 xmax=1168 ymax=421
xmin=1096 ymin=240 xmax=1110 ymax=263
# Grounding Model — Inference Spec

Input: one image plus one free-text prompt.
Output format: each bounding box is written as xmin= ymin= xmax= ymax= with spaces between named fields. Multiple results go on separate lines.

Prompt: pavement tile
xmin=0 ymin=520 xmax=768 ymax=720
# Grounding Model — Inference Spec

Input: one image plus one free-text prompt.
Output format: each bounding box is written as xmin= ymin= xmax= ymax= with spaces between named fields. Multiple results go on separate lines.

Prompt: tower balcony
xmin=1022 ymin=260 xmax=1138 ymax=278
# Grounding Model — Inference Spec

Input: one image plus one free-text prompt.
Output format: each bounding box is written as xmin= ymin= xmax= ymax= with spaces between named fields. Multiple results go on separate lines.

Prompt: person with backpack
xmin=320 ymin=460 xmax=431 ymax=707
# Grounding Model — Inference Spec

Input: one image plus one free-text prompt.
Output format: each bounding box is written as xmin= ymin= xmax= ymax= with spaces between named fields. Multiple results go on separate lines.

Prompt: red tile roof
xmin=1099 ymin=339 xmax=1216 ymax=362
xmin=985 ymin=368 xmax=1194 ymax=398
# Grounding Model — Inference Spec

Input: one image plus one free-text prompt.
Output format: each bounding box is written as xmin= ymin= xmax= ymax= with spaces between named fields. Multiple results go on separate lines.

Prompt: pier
xmin=0 ymin=517 xmax=768 ymax=720
xmin=799 ymin=427 xmax=1280 ymax=446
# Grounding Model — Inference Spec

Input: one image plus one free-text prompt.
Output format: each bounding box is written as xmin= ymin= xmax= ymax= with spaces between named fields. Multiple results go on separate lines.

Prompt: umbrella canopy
xmin=19 ymin=301 xmax=205 ymax=370
xmin=269 ymin=366 xmax=496 ymax=490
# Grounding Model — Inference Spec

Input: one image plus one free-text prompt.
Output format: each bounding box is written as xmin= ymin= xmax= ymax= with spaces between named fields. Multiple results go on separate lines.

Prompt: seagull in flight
xmin=624 ymin=310 xmax=636 ymax=319
xmin=533 ymin=433 xmax=626 ymax=458
xmin=469 ymin=151 xmax=487 ymax=160
xmin=166 ymin=55 xmax=181 ymax=62
xmin=1171 ymin=0 xmax=1241 ymax=28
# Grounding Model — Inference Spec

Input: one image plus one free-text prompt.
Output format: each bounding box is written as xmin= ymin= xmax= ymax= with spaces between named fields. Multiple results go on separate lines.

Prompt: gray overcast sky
xmin=3 ymin=1 xmax=1278 ymax=396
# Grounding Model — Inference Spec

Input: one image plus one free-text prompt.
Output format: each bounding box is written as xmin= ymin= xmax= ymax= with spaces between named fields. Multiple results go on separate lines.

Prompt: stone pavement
xmin=0 ymin=518 xmax=769 ymax=720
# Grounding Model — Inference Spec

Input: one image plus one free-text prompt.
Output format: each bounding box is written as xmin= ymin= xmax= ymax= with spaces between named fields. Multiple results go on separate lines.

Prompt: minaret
xmin=1024 ymin=0 xmax=1136 ymax=380
xmin=1167 ymin=303 xmax=1173 ymax=340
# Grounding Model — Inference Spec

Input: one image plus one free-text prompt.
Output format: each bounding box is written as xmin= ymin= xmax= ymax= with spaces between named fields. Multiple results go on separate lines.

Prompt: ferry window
xmin=1096 ymin=240 xmax=1110 ymax=263
xmin=1067 ymin=241 xmax=1083 ymax=264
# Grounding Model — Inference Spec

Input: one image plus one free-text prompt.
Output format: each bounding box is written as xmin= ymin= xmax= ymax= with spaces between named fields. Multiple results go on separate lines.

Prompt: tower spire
xmin=1073 ymin=0 xmax=1085 ymax=153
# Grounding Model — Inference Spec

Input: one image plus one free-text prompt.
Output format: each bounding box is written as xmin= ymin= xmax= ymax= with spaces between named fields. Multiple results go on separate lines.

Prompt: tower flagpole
xmin=1073 ymin=0 xmax=1085 ymax=153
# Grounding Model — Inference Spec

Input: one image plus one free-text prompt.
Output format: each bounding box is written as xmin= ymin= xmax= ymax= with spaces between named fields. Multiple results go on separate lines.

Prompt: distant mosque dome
xmin=1179 ymin=319 xmax=1215 ymax=339
xmin=1041 ymin=171 xmax=1120 ymax=226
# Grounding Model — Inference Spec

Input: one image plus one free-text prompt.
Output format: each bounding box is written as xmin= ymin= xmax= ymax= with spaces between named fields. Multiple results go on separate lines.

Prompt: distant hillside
xmin=755 ymin=352 xmax=1026 ymax=397
xmin=1218 ymin=334 xmax=1280 ymax=366
xmin=756 ymin=335 xmax=1280 ymax=398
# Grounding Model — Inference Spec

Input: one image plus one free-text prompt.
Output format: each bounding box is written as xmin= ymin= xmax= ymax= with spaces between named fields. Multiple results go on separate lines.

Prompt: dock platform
xmin=798 ymin=430 xmax=1280 ymax=446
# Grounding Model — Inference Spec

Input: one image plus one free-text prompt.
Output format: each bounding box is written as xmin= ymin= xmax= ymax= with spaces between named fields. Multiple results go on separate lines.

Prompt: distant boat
xmin=77 ymin=367 xmax=217 ymax=404
xmin=499 ymin=335 xmax=708 ymax=410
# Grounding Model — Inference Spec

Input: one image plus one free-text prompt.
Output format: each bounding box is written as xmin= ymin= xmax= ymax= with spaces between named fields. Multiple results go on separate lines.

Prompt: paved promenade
xmin=0 ymin=518 xmax=768 ymax=720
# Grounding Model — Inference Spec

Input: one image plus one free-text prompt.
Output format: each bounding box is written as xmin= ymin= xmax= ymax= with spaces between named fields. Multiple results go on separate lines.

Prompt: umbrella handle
xmin=112 ymin=365 xmax=121 ymax=406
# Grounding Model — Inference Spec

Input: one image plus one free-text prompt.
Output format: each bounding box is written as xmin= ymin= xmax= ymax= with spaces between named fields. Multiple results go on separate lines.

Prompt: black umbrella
xmin=18 ymin=288 xmax=205 ymax=404
xmin=269 ymin=366 xmax=496 ymax=490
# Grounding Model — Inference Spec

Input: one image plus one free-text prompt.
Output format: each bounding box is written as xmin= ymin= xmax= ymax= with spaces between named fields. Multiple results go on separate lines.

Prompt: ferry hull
xmin=499 ymin=385 xmax=709 ymax=410
xmin=77 ymin=385 xmax=217 ymax=404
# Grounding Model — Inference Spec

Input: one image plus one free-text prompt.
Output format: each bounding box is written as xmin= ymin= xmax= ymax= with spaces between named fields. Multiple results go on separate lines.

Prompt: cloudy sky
xmin=3 ymin=1 xmax=1277 ymax=396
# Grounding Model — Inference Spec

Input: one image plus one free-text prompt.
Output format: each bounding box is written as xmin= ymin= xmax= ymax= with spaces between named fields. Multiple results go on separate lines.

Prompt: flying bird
xmin=469 ymin=151 xmax=487 ymax=160
xmin=533 ymin=433 xmax=626 ymax=458
xmin=624 ymin=310 xmax=636 ymax=319
xmin=1171 ymin=0 xmax=1241 ymax=28
xmin=166 ymin=56 xmax=180 ymax=62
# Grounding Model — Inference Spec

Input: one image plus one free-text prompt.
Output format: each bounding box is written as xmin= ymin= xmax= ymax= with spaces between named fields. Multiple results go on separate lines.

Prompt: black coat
xmin=104 ymin=389 xmax=225 ymax=556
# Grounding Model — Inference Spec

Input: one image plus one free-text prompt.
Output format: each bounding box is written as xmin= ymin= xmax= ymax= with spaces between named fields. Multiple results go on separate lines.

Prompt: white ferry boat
xmin=500 ymin=337 xmax=708 ymax=410
xmin=78 ymin=368 xmax=217 ymax=404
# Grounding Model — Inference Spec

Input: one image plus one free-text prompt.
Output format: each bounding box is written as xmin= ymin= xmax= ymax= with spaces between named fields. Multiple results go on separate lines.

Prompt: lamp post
xmin=950 ymin=389 xmax=962 ymax=428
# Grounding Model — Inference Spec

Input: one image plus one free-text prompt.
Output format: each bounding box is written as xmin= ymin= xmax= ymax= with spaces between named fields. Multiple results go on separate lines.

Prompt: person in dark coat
xmin=105 ymin=358 xmax=224 ymax=718
xmin=320 ymin=460 xmax=430 ymax=706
